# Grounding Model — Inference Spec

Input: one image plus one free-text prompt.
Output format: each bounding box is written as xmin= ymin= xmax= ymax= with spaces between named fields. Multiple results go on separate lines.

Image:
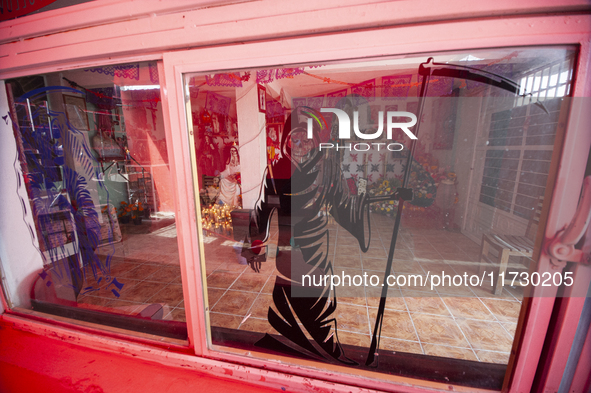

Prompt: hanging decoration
xmin=206 ymin=73 xmax=244 ymax=88
xmin=351 ymin=79 xmax=376 ymax=103
xmin=275 ymin=67 xmax=305 ymax=80
xmin=266 ymin=101 xmax=282 ymax=118
xmin=382 ymin=75 xmax=413 ymax=100
xmin=256 ymin=69 xmax=276 ymax=84
xmin=326 ymin=88 xmax=348 ymax=107
xmin=291 ymin=97 xmax=307 ymax=109
xmin=306 ymin=96 xmax=325 ymax=110
xmin=85 ymin=64 xmax=140 ymax=80
xmin=302 ymin=71 xmax=350 ymax=86
xmin=149 ymin=63 xmax=160 ymax=84
xmin=205 ymin=91 xmax=231 ymax=116
xmin=256 ymin=67 xmax=313 ymax=84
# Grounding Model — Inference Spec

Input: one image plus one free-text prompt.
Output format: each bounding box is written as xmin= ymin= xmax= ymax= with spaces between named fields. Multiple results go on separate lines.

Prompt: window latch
xmin=547 ymin=176 xmax=591 ymax=266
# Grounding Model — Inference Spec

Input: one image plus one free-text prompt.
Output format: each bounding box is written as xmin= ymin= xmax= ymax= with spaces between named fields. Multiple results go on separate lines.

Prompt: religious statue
xmin=218 ymin=145 xmax=242 ymax=207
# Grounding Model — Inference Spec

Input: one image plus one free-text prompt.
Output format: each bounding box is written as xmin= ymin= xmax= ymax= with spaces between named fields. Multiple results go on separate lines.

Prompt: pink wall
xmin=122 ymin=89 xmax=175 ymax=213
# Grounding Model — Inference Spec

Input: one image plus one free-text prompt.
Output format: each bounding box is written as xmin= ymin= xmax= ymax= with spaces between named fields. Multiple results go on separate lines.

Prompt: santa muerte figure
xmin=242 ymin=109 xmax=411 ymax=365
xmin=218 ymin=144 xmax=242 ymax=207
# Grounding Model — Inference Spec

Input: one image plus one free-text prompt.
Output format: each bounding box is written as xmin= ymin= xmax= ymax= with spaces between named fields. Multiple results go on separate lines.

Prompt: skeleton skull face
xmin=229 ymin=146 xmax=239 ymax=165
xmin=288 ymin=128 xmax=315 ymax=160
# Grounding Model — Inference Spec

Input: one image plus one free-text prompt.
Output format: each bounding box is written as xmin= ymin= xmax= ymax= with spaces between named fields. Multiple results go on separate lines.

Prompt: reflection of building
xmin=0 ymin=2 xmax=590 ymax=393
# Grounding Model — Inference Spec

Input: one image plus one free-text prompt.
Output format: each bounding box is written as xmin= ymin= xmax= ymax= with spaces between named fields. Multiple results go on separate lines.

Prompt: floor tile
xmin=362 ymin=257 xmax=387 ymax=272
xmin=411 ymin=314 xmax=469 ymax=347
xmin=391 ymin=260 xmax=424 ymax=274
xmin=339 ymin=295 xmax=368 ymax=307
xmin=368 ymin=309 xmax=418 ymax=341
xmin=144 ymin=265 xmax=181 ymax=283
xmin=393 ymin=248 xmax=414 ymax=261
xmin=210 ymin=312 xmax=242 ymax=329
xmin=379 ymin=337 xmax=423 ymax=355
xmin=239 ymin=317 xmax=278 ymax=334
xmin=470 ymin=283 xmax=517 ymax=300
xmin=149 ymin=283 xmax=184 ymax=307
xmin=212 ymin=290 xmax=258 ymax=315
xmin=166 ymin=307 xmax=186 ymax=322
xmin=111 ymin=301 xmax=147 ymax=315
xmin=108 ymin=261 xmax=142 ymax=276
xmin=457 ymin=319 xmax=514 ymax=352
xmin=475 ymin=350 xmax=510 ymax=364
xmin=447 ymin=262 xmax=480 ymax=275
xmin=443 ymin=298 xmax=495 ymax=320
xmin=214 ymin=262 xmax=249 ymax=274
xmin=363 ymin=247 xmax=388 ymax=259
xmin=207 ymin=288 xmax=226 ymax=309
xmin=405 ymin=297 xmax=451 ymax=316
xmin=248 ymin=294 xmax=273 ymax=319
xmin=333 ymin=254 xmax=362 ymax=269
xmin=261 ymin=278 xmax=276 ymax=294
xmin=436 ymin=282 xmax=476 ymax=296
xmin=338 ymin=331 xmax=371 ymax=347
xmin=422 ymin=344 xmax=477 ymax=361
xmin=119 ymin=281 xmax=168 ymax=303
xmin=365 ymin=288 xmax=407 ymax=311
xmin=207 ymin=272 xmax=240 ymax=289
xmin=334 ymin=304 xmax=370 ymax=335
xmin=335 ymin=245 xmax=361 ymax=256
xmin=501 ymin=322 xmax=517 ymax=336
xmin=77 ymin=294 xmax=114 ymax=307
xmin=119 ymin=264 xmax=164 ymax=280
xmin=480 ymin=298 xmax=522 ymax=322
xmin=230 ymin=272 xmax=269 ymax=292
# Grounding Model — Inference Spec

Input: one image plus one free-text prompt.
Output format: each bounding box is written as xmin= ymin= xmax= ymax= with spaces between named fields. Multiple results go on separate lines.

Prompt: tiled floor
xmin=81 ymin=212 xmax=524 ymax=365
xmin=79 ymin=217 xmax=185 ymax=321
xmin=205 ymin=213 xmax=524 ymax=365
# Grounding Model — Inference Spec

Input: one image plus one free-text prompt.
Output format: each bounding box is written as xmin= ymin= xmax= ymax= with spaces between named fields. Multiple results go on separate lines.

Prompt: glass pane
xmin=185 ymin=47 xmax=575 ymax=388
xmin=3 ymin=61 xmax=186 ymax=339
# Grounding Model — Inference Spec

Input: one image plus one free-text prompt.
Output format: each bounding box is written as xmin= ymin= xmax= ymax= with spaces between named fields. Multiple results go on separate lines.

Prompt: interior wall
xmin=452 ymin=93 xmax=484 ymax=230
xmin=120 ymin=68 xmax=174 ymax=213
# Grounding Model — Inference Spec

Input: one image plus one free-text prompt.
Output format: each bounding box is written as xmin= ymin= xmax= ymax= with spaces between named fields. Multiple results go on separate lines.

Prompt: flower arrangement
xmin=415 ymin=153 xmax=457 ymax=186
xmin=118 ymin=201 xmax=132 ymax=222
xmin=368 ymin=179 xmax=401 ymax=216
xmin=118 ymin=200 xmax=144 ymax=224
xmin=130 ymin=201 xmax=144 ymax=219
xmin=367 ymin=152 xmax=458 ymax=216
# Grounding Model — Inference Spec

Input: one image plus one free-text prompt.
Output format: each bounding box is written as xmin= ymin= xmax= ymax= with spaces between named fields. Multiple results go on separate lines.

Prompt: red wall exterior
xmin=0 ymin=318 xmax=273 ymax=393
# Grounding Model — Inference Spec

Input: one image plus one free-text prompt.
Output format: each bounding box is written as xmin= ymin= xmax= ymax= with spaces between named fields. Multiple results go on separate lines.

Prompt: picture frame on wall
xmin=258 ymin=85 xmax=267 ymax=113
xmin=368 ymin=105 xmax=382 ymax=126
xmin=63 ymin=94 xmax=89 ymax=131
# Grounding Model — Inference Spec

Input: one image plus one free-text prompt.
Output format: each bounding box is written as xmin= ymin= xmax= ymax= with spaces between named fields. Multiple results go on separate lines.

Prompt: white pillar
xmin=236 ymin=82 xmax=267 ymax=209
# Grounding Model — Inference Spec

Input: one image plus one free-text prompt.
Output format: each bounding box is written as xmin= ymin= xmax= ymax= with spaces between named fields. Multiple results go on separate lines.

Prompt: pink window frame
xmin=161 ymin=14 xmax=591 ymax=393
